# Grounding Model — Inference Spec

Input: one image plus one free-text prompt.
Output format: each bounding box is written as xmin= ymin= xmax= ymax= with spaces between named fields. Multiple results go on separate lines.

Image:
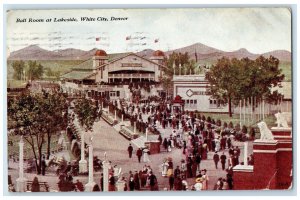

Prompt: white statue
xmin=275 ymin=112 xmax=289 ymax=128
xmin=257 ymin=121 xmax=274 ymax=141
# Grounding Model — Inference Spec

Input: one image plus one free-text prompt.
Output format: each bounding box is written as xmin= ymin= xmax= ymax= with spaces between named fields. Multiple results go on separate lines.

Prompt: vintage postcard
xmin=6 ymin=8 xmax=292 ymax=193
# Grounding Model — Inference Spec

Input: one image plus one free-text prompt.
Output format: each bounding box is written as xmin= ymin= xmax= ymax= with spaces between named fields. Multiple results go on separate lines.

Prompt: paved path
xmin=8 ymin=116 xmax=253 ymax=192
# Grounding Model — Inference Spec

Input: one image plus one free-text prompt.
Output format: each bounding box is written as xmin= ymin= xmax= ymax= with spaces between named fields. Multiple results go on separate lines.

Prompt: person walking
xmin=148 ymin=171 xmax=158 ymax=191
xmin=127 ymin=144 xmax=133 ymax=158
xmin=143 ymin=148 xmax=150 ymax=163
xmin=41 ymin=156 xmax=46 ymax=176
xmin=213 ymin=152 xmax=220 ymax=169
xmin=169 ymin=174 xmax=175 ymax=190
xmin=195 ymin=153 xmax=201 ymax=172
xmin=136 ymin=148 xmax=143 ymax=163
xmin=129 ymin=177 xmax=135 ymax=191
xmin=220 ymin=152 xmax=227 ymax=170
xmin=134 ymin=171 xmax=140 ymax=190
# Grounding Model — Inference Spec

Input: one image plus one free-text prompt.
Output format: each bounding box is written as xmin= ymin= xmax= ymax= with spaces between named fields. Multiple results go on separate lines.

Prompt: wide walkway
xmin=8 ymin=116 xmax=253 ymax=192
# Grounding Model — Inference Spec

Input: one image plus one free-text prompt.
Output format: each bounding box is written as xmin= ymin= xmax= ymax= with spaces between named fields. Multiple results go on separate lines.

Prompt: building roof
xmin=72 ymin=59 xmax=94 ymax=70
xmin=152 ymin=50 xmax=165 ymax=57
xmin=61 ymin=71 xmax=96 ymax=80
xmin=95 ymin=49 xmax=107 ymax=56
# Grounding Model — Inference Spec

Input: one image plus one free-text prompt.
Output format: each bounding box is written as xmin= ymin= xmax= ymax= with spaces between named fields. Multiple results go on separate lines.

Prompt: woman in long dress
xmin=161 ymin=160 xmax=169 ymax=177
xmin=201 ymin=169 xmax=209 ymax=190
xmin=143 ymin=148 xmax=150 ymax=163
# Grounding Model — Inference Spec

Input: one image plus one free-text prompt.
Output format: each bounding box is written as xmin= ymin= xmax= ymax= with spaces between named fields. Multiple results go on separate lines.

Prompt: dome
xmin=94 ymin=49 xmax=107 ymax=56
xmin=152 ymin=50 xmax=165 ymax=57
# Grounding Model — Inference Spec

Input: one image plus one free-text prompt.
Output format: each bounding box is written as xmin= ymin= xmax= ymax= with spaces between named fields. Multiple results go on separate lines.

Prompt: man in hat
xmin=220 ymin=152 xmax=227 ymax=170
xmin=213 ymin=151 xmax=220 ymax=169
xmin=136 ymin=148 xmax=142 ymax=163
xmin=127 ymin=144 xmax=133 ymax=158
xmin=41 ymin=155 xmax=46 ymax=176
xmin=133 ymin=170 xmax=140 ymax=190
xmin=148 ymin=171 xmax=158 ymax=191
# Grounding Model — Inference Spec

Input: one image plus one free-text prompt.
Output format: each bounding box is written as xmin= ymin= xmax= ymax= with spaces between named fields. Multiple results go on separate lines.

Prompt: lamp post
xmin=244 ymin=142 xmax=248 ymax=166
xmin=16 ymin=136 xmax=27 ymax=192
xmin=102 ymin=152 xmax=109 ymax=192
xmin=85 ymin=135 xmax=96 ymax=191
xmin=79 ymin=129 xmax=87 ymax=173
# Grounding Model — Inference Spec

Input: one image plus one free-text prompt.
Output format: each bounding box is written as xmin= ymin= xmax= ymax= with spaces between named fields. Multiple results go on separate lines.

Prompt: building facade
xmin=172 ymin=75 xmax=229 ymax=113
xmin=60 ymin=49 xmax=166 ymax=100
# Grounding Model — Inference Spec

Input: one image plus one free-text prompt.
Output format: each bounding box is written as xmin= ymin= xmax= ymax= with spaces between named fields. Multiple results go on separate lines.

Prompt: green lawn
xmin=7 ymin=60 xmax=85 ymax=80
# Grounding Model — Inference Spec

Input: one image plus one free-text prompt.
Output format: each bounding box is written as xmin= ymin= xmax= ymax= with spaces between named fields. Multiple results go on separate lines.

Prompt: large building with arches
xmin=60 ymin=49 xmax=166 ymax=100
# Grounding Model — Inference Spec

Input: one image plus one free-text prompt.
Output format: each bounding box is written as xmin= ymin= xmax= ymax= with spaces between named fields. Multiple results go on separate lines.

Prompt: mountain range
xmin=8 ymin=43 xmax=291 ymax=62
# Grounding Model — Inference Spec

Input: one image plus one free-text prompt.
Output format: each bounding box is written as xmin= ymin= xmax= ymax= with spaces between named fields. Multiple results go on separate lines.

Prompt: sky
xmin=6 ymin=8 xmax=291 ymax=54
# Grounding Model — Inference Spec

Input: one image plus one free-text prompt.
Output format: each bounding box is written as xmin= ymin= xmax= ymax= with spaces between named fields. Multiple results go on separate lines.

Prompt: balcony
xmin=108 ymin=73 xmax=155 ymax=79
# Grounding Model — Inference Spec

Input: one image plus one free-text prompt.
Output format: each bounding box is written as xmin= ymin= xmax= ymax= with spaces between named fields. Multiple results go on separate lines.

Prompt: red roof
xmin=152 ymin=50 xmax=165 ymax=57
xmin=95 ymin=49 xmax=107 ymax=56
xmin=172 ymin=95 xmax=184 ymax=104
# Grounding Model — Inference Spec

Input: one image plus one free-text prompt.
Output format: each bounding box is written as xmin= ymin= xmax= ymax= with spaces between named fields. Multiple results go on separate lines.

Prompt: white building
xmin=172 ymin=75 xmax=229 ymax=113
xmin=60 ymin=49 xmax=166 ymax=100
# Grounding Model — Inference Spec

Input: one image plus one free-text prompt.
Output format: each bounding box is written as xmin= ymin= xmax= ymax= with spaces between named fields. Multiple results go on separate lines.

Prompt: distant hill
xmin=8 ymin=43 xmax=291 ymax=62
xmin=8 ymin=45 xmax=99 ymax=60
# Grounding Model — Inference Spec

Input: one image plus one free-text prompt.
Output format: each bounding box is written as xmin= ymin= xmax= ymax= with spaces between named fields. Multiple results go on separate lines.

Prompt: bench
xmin=101 ymin=113 xmax=115 ymax=125
xmin=26 ymin=181 xmax=50 ymax=192
xmin=119 ymin=127 xmax=138 ymax=140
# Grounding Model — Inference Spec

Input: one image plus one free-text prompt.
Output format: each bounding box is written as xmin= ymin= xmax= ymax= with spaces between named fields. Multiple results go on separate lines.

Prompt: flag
xmin=126 ymin=36 xmax=131 ymax=40
xmin=95 ymin=37 xmax=100 ymax=41
xmin=154 ymin=38 xmax=159 ymax=43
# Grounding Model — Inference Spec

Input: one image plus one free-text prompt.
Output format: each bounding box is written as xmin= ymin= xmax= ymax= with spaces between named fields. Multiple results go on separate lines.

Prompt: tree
xmin=12 ymin=60 xmax=25 ymax=80
xmin=8 ymin=93 xmax=47 ymax=174
xmin=206 ymin=56 xmax=284 ymax=117
xmin=27 ymin=61 xmax=44 ymax=81
xmin=41 ymin=90 xmax=68 ymax=159
xmin=163 ymin=52 xmax=196 ymax=76
xmin=159 ymin=75 xmax=173 ymax=99
xmin=73 ymin=98 xmax=98 ymax=132
xmin=8 ymin=90 xmax=68 ymax=173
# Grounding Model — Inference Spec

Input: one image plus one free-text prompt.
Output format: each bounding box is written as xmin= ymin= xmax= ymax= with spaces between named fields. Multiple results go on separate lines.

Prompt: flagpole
xmin=262 ymin=98 xmax=265 ymax=121
xmin=243 ymin=98 xmax=246 ymax=125
xmin=239 ymin=100 xmax=242 ymax=127
xmin=251 ymin=96 xmax=253 ymax=123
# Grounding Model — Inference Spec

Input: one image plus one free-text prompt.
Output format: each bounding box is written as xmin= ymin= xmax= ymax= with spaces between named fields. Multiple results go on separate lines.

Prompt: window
xmin=186 ymin=100 xmax=189 ymax=104
xmin=210 ymin=100 xmax=213 ymax=104
xmin=116 ymin=91 xmax=120 ymax=97
xmin=194 ymin=100 xmax=197 ymax=104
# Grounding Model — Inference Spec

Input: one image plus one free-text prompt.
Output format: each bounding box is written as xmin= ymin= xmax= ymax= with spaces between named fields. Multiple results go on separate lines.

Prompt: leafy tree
xmin=206 ymin=56 xmax=284 ymax=117
xmin=41 ymin=90 xmax=68 ymax=159
xmin=163 ymin=52 xmax=196 ymax=76
xmin=159 ymin=75 xmax=173 ymax=99
xmin=27 ymin=61 xmax=44 ymax=81
xmin=73 ymin=98 xmax=98 ymax=131
xmin=8 ymin=93 xmax=46 ymax=174
xmin=12 ymin=60 xmax=25 ymax=80
xmin=8 ymin=90 xmax=68 ymax=173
